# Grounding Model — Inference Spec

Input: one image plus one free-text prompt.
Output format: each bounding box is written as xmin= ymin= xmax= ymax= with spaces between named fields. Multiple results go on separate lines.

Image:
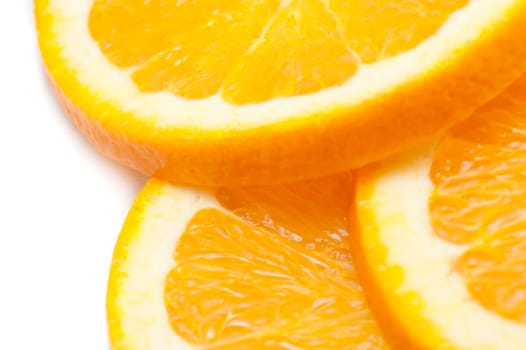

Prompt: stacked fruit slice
xmin=352 ymin=75 xmax=526 ymax=349
xmin=108 ymin=175 xmax=389 ymax=349
xmin=36 ymin=0 xmax=526 ymax=185
xmin=34 ymin=0 xmax=526 ymax=349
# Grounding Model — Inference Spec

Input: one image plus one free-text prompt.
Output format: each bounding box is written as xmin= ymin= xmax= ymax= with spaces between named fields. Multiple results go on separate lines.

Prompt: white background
xmin=0 ymin=2 xmax=147 ymax=349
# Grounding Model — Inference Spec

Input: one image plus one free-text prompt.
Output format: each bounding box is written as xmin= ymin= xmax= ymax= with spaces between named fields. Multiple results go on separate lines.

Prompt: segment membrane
xmin=89 ymin=0 xmax=468 ymax=104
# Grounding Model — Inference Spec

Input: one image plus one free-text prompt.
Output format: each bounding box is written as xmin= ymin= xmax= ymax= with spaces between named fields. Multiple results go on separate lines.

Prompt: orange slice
xmin=107 ymin=173 xmax=388 ymax=349
xmin=35 ymin=0 xmax=526 ymax=185
xmin=352 ymin=75 xmax=526 ymax=348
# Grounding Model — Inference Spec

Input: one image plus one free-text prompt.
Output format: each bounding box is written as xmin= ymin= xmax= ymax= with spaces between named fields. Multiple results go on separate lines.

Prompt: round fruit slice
xmin=107 ymin=173 xmax=388 ymax=349
xmin=35 ymin=0 xmax=526 ymax=185
xmin=352 ymin=76 xmax=526 ymax=349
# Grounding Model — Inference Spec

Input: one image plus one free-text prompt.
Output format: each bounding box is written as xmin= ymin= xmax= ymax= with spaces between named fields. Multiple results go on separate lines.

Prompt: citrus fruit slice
xmin=352 ymin=75 xmax=526 ymax=349
xmin=35 ymin=0 xmax=526 ymax=185
xmin=107 ymin=173 xmax=388 ymax=349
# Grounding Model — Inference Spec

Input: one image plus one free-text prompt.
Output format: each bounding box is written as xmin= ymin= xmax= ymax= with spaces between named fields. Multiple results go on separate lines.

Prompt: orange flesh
xmin=89 ymin=0 xmax=467 ymax=104
xmin=164 ymin=174 xmax=387 ymax=348
xmin=430 ymin=77 xmax=526 ymax=324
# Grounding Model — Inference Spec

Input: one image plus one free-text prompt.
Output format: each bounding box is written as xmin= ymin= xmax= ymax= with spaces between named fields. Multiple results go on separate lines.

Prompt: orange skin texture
xmin=105 ymin=180 xmax=163 ymax=350
xmin=350 ymin=167 xmax=453 ymax=350
xmin=36 ymin=0 xmax=526 ymax=186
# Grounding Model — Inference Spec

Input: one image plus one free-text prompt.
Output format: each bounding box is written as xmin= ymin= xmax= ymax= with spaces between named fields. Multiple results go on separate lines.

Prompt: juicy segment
xmin=164 ymin=174 xmax=387 ymax=348
xmin=216 ymin=175 xmax=353 ymax=262
xmin=89 ymin=0 xmax=468 ymax=104
xmin=430 ymin=77 xmax=526 ymax=324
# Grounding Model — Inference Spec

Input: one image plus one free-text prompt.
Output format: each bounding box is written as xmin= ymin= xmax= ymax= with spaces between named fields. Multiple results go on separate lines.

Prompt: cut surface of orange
xmin=352 ymin=75 xmax=526 ymax=349
xmin=35 ymin=0 xmax=526 ymax=185
xmin=107 ymin=174 xmax=388 ymax=349
xmin=88 ymin=0 xmax=468 ymax=104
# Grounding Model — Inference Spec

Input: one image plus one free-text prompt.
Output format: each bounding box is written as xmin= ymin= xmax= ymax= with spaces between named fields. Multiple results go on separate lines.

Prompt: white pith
xmin=112 ymin=183 xmax=222 ymax=350
xmin=362 ymin=142 xmax=526 ymax=349
xmin=45 ymin=0 xmax=516 ymax=129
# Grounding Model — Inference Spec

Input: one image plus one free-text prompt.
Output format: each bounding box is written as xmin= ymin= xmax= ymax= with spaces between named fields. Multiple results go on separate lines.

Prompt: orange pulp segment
xmin=163 ymin=174 xmax=388 ymax=348
xmin=430 ymin=76 xmax=526 ymax=324
xmin=89 ymin=0 xmax=468 ymax=104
